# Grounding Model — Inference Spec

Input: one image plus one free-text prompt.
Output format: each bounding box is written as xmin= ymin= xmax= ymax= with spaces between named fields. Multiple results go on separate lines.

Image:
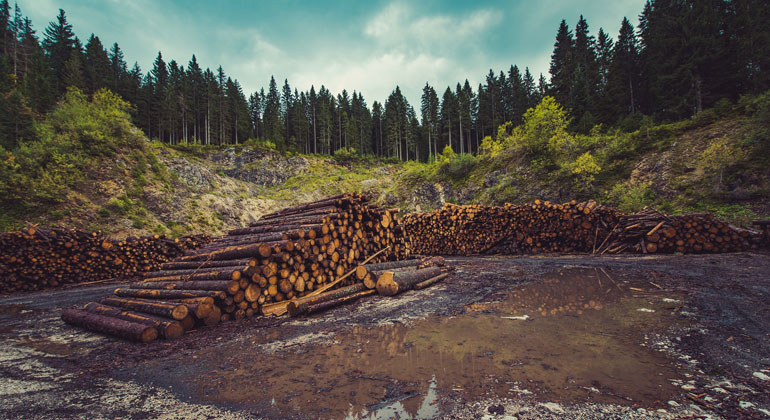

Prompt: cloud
xmin=345 ymin=2 xmax=503 ymax=103
xmin=290 ymin=52 xmax=452 ymax=103
xmin=364 ymin=3 xmax=502 ymax=54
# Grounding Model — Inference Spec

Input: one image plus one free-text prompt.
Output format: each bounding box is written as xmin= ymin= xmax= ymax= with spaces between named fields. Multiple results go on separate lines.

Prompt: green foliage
xmin=0 ymin=88 xmax=144 ymax=210
xmin=568 ymin=151 xmax=601 ymax=187
xmin=699 ymin=136 xmax=746 ymax=189
xmin=333 ymin=147 xmax=361 ymax=165
xmin=605 ymin=181 xmax=657 ymax=213
xmin=106 ymin=196 xmax=132 ymax=216
xmin=518 ymin=96 xmax=572 ymax=157
xmin=435 ymin=153 xmax=477 ymax=182
xmin=242 ymin=137 xmax=277 ymax=152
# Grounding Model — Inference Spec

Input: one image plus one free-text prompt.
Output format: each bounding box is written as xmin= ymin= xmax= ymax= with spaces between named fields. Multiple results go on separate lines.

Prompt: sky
xmin=16 ymin=0 xmax=646 ymax=106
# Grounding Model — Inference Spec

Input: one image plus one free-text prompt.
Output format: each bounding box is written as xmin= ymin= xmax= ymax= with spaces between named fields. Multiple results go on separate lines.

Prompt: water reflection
xmin=192 ymin=268 xmax=683 ymax=419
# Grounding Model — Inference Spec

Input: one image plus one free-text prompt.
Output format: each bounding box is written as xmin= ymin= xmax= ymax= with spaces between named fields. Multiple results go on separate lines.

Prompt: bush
xmin=242 ymin=138 xmax=277 ymax=152
xmin=435 ymin=152 xmax=477 ymax=181
xmin=0 ymin=88 xmax=144 ymax=209
xmin=333 ymin=147 xmax=361 ymax=165
xmin=605 ymin=181 xmax=657 ymax=213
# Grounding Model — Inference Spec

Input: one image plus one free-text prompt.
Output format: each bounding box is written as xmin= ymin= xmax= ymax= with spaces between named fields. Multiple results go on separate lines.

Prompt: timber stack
xmin=595 ymin=209 xmax=763 ymax=254
xmin=403 ymin=200 xmax=764 ymax=255
xmin=0 ymin=226 xmax=209 ymax=294
xmin=62 ymin=193 xmax=425 ymax=342
xmin=403 ymin=200 xmax=621 ymax=255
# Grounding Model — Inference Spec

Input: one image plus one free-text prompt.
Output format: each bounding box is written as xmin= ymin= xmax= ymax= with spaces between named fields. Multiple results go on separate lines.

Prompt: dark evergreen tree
xmin=607 ymin=17 xmax=641 ymax=121
xmin=108 ymin=42 xmax=126 ymax=94
xmin=371 ymin=100 xmax=382 ymax=156
xmin=263 ymin=76 xmax=282 ymax=147
xmin=522 ymin=67 xmax=536 ymax=109
xmin=549 ymin=19 xmax=575 ymax=107
xmin=149 ymin=51 xmax=168 ymax=141
xmin=440 ymin=86 xmax=457 ymax=151
xmin=84 ymin=34 xmax=110 ymax=94
xmin=41 ymin=9 xmax=76 ymax=95
xmin=61 ymin=39 xmax=85 ymax=90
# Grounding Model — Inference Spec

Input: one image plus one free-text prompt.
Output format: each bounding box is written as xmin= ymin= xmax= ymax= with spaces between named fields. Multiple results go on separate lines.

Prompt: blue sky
xmin=17 ymin=0 xmax=645 ymax=105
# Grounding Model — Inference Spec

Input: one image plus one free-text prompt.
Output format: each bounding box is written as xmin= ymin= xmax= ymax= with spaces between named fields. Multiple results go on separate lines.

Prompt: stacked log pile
xmin=403 ymin=200 xmax=620 ymax=255
xmin=63 ymin=193 xmax=423 ymax=342
xmin=403 ymin=200 xmax=764 ymax=256
xmin=0 ymin=226 xmax=209 ymax=294
xmin=595 ymin=210 xmax=764 ymax=254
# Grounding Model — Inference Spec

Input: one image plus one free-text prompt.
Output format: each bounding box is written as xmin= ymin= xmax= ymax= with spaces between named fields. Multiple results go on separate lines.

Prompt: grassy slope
xmin=3 ymin=111 xmax=767 ymax=237
xmin=387 ymin=112 xmax=769 ymax=226
xmin=0 ymin=142 xmax=404 ymax=238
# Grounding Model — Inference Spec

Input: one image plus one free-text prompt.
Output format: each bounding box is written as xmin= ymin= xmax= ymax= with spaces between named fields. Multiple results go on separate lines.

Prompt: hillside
xmin=387 ymin=95 xmax=770 ymax=226
xmin=2 ymin=90 xmax=768 ymax=238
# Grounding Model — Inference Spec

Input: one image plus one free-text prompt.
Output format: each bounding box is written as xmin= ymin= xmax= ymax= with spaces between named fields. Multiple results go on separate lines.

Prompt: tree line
xmin=2 ymin=0 xmax=769 ymax=160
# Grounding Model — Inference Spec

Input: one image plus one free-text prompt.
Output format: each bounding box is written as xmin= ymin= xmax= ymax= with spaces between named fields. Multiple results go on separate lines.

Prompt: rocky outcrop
xmin=208 ymin=148 xmax=309 ymax=187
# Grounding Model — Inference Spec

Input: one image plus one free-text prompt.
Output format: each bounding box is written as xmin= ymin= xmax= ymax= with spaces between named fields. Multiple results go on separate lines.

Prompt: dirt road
xmin=1 ymin=253 xmax=769 ymax=419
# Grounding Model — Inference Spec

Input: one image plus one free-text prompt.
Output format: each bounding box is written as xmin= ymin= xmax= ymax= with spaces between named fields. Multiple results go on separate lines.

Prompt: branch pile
xmin=403 ymin=200 xmax=764 ymax=255
xmin=62 ymin=193 xmax=440 ymax=342
xmin=0 ymin=226 xmax=209 ymax=294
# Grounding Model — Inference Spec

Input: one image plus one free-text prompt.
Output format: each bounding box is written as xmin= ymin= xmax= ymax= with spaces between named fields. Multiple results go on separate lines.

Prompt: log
xmin=141 ymin=267 xmax=245 ymax=279
xmin=303 ymin=289 xmax=376 ymax=315
xmin=412 ymin=273 xmax=449 ymax=290
xmin=113 ymin=288 xmax=226 ymax=300
xmin=128 ymin=280 xmax=240 ymax=294
xmin=61 ymin=309 xmax=158 ymax=343
xmin=160 ymin=258 xmax=253 ymax=270
xmin=141 ymin=270 xmax=241 ymax=282
xmin=101 ymin=297 xmax=189 ymax=320
xmin=287 ymin=283 xmax=368 ymax=317
xmin=376 ymin=267 xmax=444 ymax=296
xmin=82 ymin=302 xmax=184 ymax=339
xmin=355 ymin=258 xmax=422 ymax=280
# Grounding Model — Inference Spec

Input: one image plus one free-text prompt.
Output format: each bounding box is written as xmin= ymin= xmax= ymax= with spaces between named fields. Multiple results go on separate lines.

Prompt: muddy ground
xmin=1 ymin=253 xmax=770 ymax=420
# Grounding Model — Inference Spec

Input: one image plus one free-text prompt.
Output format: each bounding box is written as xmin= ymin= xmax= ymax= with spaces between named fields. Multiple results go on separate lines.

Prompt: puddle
xmin=185 ymin=268 xmax=685 ymax=419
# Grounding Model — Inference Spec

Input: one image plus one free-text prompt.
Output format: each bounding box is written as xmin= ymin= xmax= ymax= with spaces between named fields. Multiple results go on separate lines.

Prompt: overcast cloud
xmin=17 ymin=0 xmax=644 ymax=105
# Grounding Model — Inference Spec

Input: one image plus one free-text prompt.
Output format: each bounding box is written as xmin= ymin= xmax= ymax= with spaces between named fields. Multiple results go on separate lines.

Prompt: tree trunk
xmin=62 ymin=308 xmax=158 ymax=343
xmin=376 ymin=267 xmax=444 ymax=296
xmin=82 ymin=302 xmax=184 ymax=339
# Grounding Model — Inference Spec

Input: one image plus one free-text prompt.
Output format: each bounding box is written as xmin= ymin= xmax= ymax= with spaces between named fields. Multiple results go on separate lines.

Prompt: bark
xmin=82 ymin=302 xmax=184 ymax=339
xmin=100 ymin=297 xmax=189 ymax=320
xmin=287 ymin=283 xmax=368 ymax=317
xmin=113 ymin=288 xmax=226 ymax=300
xmin=62 ymin=309 xmax=158 ymax=343
xmin=376 ymin=267 xmax=444 ymax=296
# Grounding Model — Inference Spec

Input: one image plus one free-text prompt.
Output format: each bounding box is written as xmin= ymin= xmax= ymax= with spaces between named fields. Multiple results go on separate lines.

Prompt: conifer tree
xmin=41 ymin=9 xmax=76 ymax=95
xmin=549 ymin=20 xmax=575 ymax=107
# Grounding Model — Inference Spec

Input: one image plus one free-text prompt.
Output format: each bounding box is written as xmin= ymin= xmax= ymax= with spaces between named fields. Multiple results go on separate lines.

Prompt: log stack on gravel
xmin=403 ymin=200 xmax=764 ymax=256
xmin=0 ymin=226 xmax=209 ymax=294
xmin=63 ymin=193 xmax=423 ymax=342
xmin=595 ymin=209 xmax=764 ymax=254
xmin=403 ymin=200 xmax=621 ymax=255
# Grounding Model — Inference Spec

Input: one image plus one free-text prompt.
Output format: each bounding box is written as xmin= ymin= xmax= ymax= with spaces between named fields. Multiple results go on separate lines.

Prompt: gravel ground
xmin=1 ymin=252 xmax=769 ymax=419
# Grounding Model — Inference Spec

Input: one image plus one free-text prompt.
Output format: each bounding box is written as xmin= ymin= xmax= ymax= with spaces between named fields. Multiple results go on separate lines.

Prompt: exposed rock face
xmin=209 ymin=148 xmax=309 ymax=187
xmin=164 ymin=157 xmax=217 ymax=189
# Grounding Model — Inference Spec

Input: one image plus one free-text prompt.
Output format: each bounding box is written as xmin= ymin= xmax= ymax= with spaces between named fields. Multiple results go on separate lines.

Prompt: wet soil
xmin=1 ymin=253 xmax=770 ymax=419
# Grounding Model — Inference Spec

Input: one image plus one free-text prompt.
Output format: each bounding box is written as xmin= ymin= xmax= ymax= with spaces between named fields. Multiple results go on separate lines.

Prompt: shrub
xmin=333 ymin=147 xmax=361 ymax=165
xmin=242 ymin=138 xmax=277 ymax=152
xmin=605 ymin=181 xmax=657 ymax=213
xmin=0 ymin=88 xmax=144 ymax=209
xmin=435 ymin=152 xmax=477 ymax=182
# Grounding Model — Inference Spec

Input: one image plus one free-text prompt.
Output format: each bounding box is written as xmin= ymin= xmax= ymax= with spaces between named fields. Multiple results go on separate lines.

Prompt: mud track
xmin=1 ymin=253 xmax=769 ymax=419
